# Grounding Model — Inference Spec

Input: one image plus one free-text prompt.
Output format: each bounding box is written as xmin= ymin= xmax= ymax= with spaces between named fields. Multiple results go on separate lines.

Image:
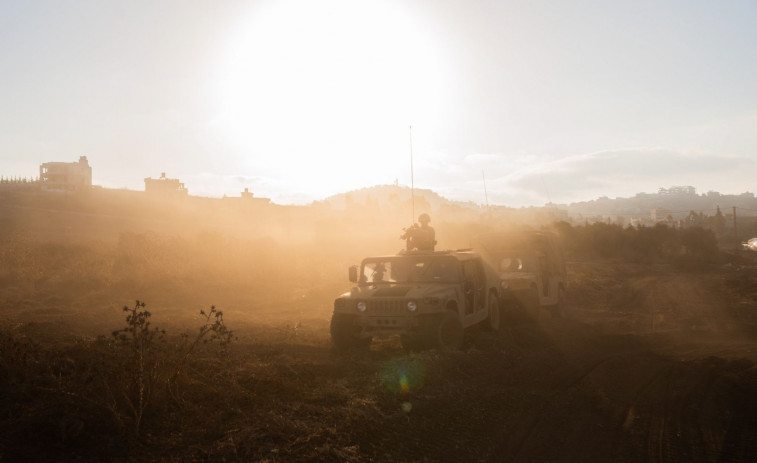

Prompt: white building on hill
xmin=39 ymin=156 xmax=92 ymax=191
xmin=144 ymin=172 xmax=188 ymax=197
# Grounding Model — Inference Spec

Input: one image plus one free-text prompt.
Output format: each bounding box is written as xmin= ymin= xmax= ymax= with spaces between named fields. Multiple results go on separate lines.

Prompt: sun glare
xmin=214 ymin=0 xmax=447 ymax=195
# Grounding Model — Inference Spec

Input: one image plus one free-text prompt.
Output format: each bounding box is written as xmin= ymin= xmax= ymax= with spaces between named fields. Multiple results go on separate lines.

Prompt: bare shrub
xmin=109 ymin=300 xmax=166 ymax=435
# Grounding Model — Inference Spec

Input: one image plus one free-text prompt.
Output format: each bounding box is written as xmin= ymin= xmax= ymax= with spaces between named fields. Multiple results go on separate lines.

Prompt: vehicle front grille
xmin=367 ymin=299 xmax=406 ymax=314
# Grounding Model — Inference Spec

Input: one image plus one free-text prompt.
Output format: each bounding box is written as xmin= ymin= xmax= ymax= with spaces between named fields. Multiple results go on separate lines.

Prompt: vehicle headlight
xmin=357 ymin=301 xmax=367 ymax=312
xmin=407 ymin=300 xmax=418 ymax=312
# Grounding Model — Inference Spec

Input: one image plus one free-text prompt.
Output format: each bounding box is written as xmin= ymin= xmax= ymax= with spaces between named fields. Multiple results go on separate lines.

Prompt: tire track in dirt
xmin=484 ymin=344 xmax=668 ymax=463
xmin=636 ymin=358 xmax=757 ymax=463
xmin=485 ymin=347 xmax=757 ymax=462
xmin=481 ymin=264 xmax=757 ymax=463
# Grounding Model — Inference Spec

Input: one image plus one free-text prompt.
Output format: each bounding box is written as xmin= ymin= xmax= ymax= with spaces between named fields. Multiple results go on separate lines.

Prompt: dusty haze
xmin=1 ymin=187 xmax=756 ymax=461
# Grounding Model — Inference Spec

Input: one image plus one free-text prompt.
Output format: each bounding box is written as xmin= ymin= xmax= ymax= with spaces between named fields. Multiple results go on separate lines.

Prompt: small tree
xmin=111 ymin=300 xmax=165 ymax=436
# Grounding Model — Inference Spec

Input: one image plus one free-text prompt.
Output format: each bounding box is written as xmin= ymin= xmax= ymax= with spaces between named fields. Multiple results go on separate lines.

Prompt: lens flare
xmin=379 ymin=357 xmax=426 ymax=395
xmin=399 ymin=372 xmax=410 ymax=394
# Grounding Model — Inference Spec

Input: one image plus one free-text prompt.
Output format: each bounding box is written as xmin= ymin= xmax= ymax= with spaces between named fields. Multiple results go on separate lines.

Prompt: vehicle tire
xmin=434 ymin=311 xmax=464 ymax=351
xmin=484 ymin=292 xmax=501 ymax=331
xmin=499 ymin=297 xmax=521 ymax=324
xmin=549 ymin=287 xmax=566 ymax=319
xmin=330 ymin=313 xmax=370 ymax=351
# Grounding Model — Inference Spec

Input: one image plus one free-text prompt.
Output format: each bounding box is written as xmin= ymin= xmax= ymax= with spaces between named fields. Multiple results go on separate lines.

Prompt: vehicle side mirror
xmin=348 ymin=265 xmax=358 ymax=283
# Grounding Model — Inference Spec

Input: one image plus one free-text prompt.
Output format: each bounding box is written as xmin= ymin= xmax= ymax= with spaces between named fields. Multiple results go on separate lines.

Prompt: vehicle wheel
xmin=484 ymin=293 xmax=501 ymax=331
xmin=434 ymin=311 xmax=464 ymax=351
xmin=550 ymin=287 xmax=566 ymax=319
xmin=330 ymin=314 xmax=369 ymax=351
xmin=528 ymin=288 xmax=541 ymax=322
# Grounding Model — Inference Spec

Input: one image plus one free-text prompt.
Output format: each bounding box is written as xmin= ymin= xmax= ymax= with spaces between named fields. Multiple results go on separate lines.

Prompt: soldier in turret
xmin=402 ymin=213 xmax=437 ymax=251
xmin=417 ymin=213 xmax=436 ymax=251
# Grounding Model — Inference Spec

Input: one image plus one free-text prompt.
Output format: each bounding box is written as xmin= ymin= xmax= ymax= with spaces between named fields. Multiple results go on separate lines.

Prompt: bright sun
xmin=215 ymin=0 xmax=448 ymax=194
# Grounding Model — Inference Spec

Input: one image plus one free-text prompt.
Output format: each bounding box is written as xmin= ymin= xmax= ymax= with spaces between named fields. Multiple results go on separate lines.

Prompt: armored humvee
xmin=330 ymin=249 xmax=502 ymax=351
xmin=473 ymin=232 xmax=567 ymax=320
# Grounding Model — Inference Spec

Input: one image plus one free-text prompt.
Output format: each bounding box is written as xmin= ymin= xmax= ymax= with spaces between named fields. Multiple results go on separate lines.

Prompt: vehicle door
xmin=462 ymin=259 xmax=486 ymax=315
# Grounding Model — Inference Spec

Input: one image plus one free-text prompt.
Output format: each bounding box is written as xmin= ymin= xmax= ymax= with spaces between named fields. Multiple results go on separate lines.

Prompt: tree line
xmin=552 ymin=221 xmax=720 ymax=263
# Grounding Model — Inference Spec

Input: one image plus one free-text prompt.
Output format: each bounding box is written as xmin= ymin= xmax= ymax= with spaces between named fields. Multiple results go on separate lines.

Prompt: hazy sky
xmin=2 ymin=0 xmax=756 ymax=206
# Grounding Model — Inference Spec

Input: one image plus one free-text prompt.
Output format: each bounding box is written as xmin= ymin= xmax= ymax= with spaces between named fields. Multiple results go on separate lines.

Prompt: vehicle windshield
xmin=493 ymin=251 xmax=538 ymax=272
xmin=499 ymin=254 xmax=523 ymax=272
xmin=360 ymin=256 xmax=460 ymax=285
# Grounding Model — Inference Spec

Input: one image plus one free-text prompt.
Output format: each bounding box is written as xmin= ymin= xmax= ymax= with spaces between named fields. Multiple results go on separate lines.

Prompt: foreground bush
xmin=0 ymin=301 xmax=235 ymax=460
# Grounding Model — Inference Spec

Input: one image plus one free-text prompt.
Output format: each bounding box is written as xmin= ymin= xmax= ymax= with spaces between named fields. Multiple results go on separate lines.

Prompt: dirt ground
xmin=3 ymin=254 xmax=757 ymax=462
xmin=151 ymin=259 xmax=756 ymax=462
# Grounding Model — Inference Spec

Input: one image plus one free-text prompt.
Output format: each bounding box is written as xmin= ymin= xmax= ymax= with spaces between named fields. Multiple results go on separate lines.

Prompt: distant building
xmin=651 ymin=208 xmax=674 ymax=223
xmin=658 ymin=186 xmax=696 ymax=196
xmin=223 ymin=187 xmax=270 ymax=205
xmin=144 ymin=172 xmax=188 ymax=197
xmin=39 ymin=156 xmax=92 ymax=191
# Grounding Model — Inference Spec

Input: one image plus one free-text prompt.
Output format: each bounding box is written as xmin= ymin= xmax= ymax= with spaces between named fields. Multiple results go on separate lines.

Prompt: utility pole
xmin=733 ymin=206 xmax=739 ymax=250
xmin=409 ymin=125 xmax=415 ymax=223
xmin=482 ymin=170 xmax=490 ymax=222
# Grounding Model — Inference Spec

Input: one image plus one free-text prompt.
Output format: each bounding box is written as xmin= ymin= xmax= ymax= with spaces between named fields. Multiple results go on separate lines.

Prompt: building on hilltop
xmin=239 ymin=187 xmax=270 ymax=204
xmin=144 ymin=172 xmax=188 ymax=197
xmin=658 ymin=186 xmax=696 ymax=196
xmin=223 ymin=187 xmax=271 ymax=206
xmin=39 ymin=156 xmax=92 ymax=191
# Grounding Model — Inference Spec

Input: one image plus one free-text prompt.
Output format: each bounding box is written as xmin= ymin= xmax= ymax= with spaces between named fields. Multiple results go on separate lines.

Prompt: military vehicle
xmin=473 ymin=232 xmax=567 ymax=320
xmin=743 ymin=237 xmax=757 ymax=251
xmin=330 ymin=249 xmax=502 ymax=351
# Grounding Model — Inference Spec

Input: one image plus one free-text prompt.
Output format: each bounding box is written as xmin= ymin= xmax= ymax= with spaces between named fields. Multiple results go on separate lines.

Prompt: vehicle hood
xmin=498 ymin=270 xmax=537 ymax=278
xmin=347 ymin=284 xmax=453 ymax=299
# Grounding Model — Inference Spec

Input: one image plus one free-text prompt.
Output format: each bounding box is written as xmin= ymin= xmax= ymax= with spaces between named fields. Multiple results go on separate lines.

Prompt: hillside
xmin=565 ymin=190 xmax=757 ymax=221
xmin=318 ymin=184 xmax=470 ymax=212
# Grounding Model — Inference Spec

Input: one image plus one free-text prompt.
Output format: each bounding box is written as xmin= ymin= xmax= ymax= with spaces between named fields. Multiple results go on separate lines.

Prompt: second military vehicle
xmin=473 ymin=232 xmax=567 ymax=320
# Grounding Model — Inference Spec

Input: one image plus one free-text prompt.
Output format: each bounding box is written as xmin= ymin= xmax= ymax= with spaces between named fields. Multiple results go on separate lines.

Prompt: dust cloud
xmin=0 ymin=187 xmax=533 ymax=333
xmin=1 ymin=187 xmax=756 ymax=461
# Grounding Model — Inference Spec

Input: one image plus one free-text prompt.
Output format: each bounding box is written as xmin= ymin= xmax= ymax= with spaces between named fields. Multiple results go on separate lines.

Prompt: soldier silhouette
xmin=402 ymin=213 xmax=437 ymax=251
xmin=417 ymin=213 xmax=436 ymax=251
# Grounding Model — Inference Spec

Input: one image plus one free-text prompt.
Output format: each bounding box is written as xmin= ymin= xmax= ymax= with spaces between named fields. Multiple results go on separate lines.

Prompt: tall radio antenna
xmin=482 ymin=170 xmax=490 ymax=211
xmin=541 ymin=174 xmax=555 ymax=222
xmin=409 ymin=125 xmax=415 ymax=223
xmin=482 ymin=170 xmax=491 ymax=223
xmin=541 ymin=175 xmax=552 ymax=205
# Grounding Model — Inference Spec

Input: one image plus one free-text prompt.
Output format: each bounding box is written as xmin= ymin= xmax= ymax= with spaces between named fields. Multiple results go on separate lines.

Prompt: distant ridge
xmin=318 ymin=184 xmax=473 ymax=211
xmin=316 ymin=183 xmax=757 ymax=220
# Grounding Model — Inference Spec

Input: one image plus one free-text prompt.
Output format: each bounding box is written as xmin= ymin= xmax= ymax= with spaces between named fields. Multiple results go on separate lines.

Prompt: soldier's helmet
xmin=418 ymin=213 xmax=431 ymax=224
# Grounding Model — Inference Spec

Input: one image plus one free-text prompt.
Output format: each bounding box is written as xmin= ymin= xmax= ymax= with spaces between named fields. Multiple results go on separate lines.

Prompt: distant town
xmin=2 ymin=156 xmax=756 ymax=237
xmin=1 ymin=155 xmax=271 ymax=204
